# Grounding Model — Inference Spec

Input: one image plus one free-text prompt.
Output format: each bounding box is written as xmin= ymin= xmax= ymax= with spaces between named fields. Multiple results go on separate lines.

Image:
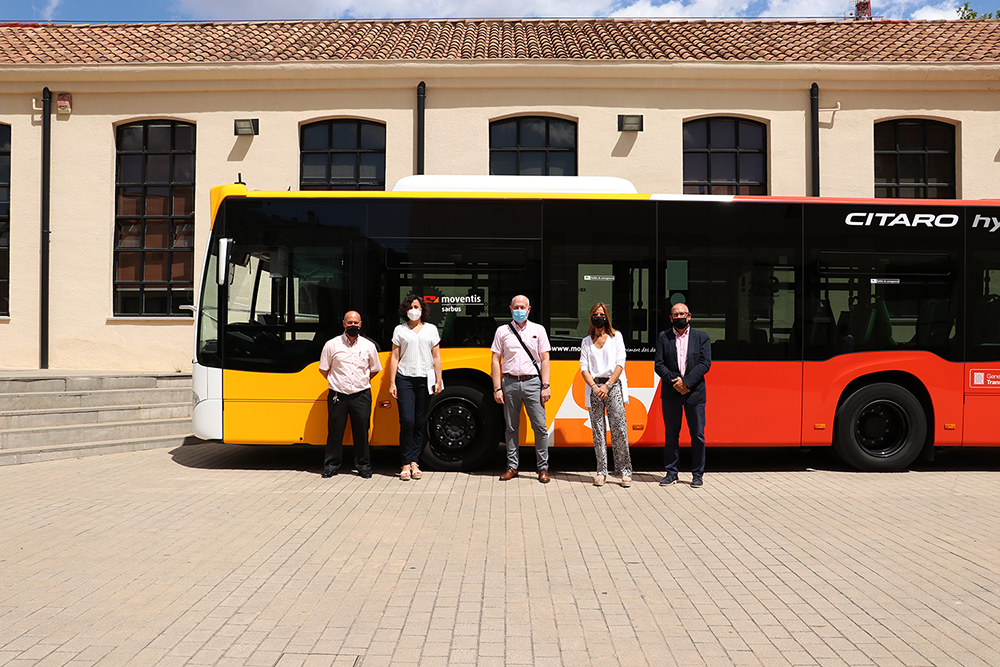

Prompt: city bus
xmin=192 ymin=176 xmax=1000 ymax=472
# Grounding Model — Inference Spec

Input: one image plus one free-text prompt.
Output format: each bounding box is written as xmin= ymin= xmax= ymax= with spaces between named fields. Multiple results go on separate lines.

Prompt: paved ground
xmin=3 ymin=443 xmax=1000 ymax=667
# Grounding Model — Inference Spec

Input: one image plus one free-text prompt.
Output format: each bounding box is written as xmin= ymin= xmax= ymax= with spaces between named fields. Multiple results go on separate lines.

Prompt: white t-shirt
xmin=579 ymin=332 xmax=629 ymax=408
xmin=392 ymin=322 xmax=441 ymax=377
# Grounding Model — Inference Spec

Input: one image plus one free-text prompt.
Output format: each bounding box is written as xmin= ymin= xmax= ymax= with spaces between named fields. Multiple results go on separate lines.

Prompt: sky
xmin=9 ymin=0 xmax=1000 ymax=23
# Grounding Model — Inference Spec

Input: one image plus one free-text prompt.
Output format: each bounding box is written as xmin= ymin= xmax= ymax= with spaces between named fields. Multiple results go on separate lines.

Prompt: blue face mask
xmin=512 ymin=309 xmax=528 ymax=323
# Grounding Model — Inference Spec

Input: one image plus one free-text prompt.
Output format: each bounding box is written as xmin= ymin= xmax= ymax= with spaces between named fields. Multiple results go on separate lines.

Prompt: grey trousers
xmin=501 ymin=375 xmax=549 ymax=471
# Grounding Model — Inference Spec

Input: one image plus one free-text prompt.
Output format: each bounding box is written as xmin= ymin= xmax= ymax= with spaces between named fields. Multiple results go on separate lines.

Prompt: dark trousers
xmin=396 ymin=373 xmax=429 ymax=465
xmin=324 ymin=389 xmax=372 ymax=472
xmin=662 ymin=399 xmax=706 ymax=475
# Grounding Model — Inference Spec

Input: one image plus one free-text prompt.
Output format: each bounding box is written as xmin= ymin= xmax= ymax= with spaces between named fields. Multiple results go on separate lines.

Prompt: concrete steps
xmin=0 ymin=373 xmax=201 ymax=466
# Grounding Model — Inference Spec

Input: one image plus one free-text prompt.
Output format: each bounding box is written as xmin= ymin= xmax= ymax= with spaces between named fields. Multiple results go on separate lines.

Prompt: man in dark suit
xmin=654 ymin=302 xmax=712 ymax=488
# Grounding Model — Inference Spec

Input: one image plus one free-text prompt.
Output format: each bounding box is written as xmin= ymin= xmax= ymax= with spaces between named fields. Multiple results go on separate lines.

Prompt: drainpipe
xmin=417 ymin=82 xmax=426 ymax=175
xmin=40 ymin=87 xmax=51 ymax=369
xmin=810 ymin=83 xmax=820 ymax=197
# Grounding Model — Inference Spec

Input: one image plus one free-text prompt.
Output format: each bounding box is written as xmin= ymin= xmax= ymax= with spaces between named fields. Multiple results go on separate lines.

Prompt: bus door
xmin=216 ymin=197 xmax=365 ymax=445
xmin=965 ymin=218 xmax=1000 ymax=445
xmin=656 ymin=201 xmax=803 ymax=447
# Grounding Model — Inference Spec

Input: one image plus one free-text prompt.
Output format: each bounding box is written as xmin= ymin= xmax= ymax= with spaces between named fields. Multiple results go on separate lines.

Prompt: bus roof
xmin=392 ymin=175 xmax=638 ymax=195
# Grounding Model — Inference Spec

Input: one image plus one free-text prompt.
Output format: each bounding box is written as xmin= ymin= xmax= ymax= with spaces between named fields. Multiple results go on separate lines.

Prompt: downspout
xmin=40 ymin=87 xmax=51 ymax=369
xmin=810 ymin=83 xmax=820 ymax=197
xmin=417 ymin=82 xmax=426 ymax=175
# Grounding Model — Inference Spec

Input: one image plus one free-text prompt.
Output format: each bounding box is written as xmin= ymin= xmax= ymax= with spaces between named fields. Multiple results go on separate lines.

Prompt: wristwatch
xmin=541 ymin=383 xmax=550 ymax=389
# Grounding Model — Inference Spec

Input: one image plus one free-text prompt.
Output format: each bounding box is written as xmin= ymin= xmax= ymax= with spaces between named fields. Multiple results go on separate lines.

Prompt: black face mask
xmin=592 ymin=316 xmax=608 ymax=329
xmin=671 ymin=318 xmax=688 ymax=331
xmin=345 ymin=325 xmax=361 ymax=338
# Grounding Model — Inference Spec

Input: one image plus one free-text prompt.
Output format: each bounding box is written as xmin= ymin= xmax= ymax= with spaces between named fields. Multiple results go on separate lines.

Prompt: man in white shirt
xmin=318 ymin=310 xmax=382 ymax=478
xmin=490 ymin=295 xmax=552 ymax=483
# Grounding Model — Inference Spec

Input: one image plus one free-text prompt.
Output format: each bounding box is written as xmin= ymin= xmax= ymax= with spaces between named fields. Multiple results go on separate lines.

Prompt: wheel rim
xmin=854 ymin=399 xmax=910 ymax=458
xmin=427 ymin=397 xmax=479 ymax=462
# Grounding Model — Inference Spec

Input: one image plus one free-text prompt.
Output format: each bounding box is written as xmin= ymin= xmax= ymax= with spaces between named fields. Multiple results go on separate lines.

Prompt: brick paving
xmin=2 ymin=443 xmax=1000 ymax=667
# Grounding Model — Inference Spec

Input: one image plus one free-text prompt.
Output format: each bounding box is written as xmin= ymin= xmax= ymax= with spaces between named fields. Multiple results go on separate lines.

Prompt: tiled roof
xmin=1 ymin=18 xmax=1000 ymax=65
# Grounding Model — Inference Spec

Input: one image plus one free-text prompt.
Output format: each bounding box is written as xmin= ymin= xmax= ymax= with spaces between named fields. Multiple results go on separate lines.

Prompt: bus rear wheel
xmin=423 ymin=384 xmax=501 ymax=471
xmin=834 ymin=383 xmax=926 ymax=472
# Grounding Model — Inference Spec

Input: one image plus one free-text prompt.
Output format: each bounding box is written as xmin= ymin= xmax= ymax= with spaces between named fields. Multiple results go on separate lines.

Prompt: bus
xmin=192 ymin=176 xmax=1000 ymax=472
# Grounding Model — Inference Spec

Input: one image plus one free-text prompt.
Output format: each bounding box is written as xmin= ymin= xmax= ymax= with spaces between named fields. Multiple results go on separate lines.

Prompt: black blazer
xmin=654 ymin=327 xmax=712 ymax=404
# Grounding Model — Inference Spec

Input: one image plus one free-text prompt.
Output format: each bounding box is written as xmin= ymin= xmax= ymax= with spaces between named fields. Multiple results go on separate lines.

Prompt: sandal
xmin=593 ymin=475 xmax=606 ymax=487
xmin=621 ymin=477 xmax=632 ymax=488
xmin=400 ymin=467 xmax=411 ymax=481
xmin=410 ymin=464 xmax=423 ymax=480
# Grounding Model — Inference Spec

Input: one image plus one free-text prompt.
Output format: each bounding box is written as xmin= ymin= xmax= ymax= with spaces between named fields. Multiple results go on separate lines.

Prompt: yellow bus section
xmin=222 ymin=348 xmax=655 ymax=448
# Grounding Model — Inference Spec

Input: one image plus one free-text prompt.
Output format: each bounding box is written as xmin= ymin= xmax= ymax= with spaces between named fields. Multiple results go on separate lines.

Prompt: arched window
xmin=874 ymin=119 xmax=955 ymax=198
xmin=489 ymin=116 xmax=577 ymax=176
xmin=114 ymin=120 xmax=195 ymax=316
xmin=300 ymin=120 xmax=386 ymax=190
xmin=683 ymin=117 xmax=766 ymax=195
xmin=0 ymin=124 xmax=9 ymax=316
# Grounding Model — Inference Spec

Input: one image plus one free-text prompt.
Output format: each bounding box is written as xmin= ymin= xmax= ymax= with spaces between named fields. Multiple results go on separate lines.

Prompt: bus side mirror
xmin=217 ymin=238 xmax=233 ymax=286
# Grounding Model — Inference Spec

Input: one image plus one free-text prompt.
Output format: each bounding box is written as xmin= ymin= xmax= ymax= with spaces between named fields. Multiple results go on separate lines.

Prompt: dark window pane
xmin=119 ymin=125 xmax=143 ymax=151
xmin=898 ymin=186 xmax=919 ymax=198
xmin=745 ymin=184 xmax=767 ymax=195
xmin=927 ymin=186 xmax=955 ymax=199
xmin=171 ymin=289 xmax=194 ymax=313
xmin=740 ymin=122 xmax=764 ymax=150
xmin=117 ymin=187 xmax=143 ymax=216
xmin=117 ymin=252 xmax=141 ymax=281
xmin=683 ymin=153 xmax=708 ymax=181
xmin=490 ymin=120 xmax=516 ymax=148
xmin=549 ymin=120 xmax=575 ymax=148
xmin=119 ymin=155 xmax=143 ymax=183
xmin=147 ymin=124 xmax=172 ymax=151
xmin=710 ymin=120 xmax=736 ymax=149
xmin=174 ymin=222 xmax=194 ymax=248
xmin=711 ymin=153 xmax=736 ymax=182
xmin=146 ymin=220 xmax=169 ymax=249
xmin=874 ymin=123 xmax=895 ymax=151
xmin=360 ymin=123 xmax=386 ymax=150
xmin=359 ymin=154 xmax=385 ymax=184
xmin=173 ymin=187 xmax=195 ymax=216
xmin=144 ymin=252 xmax=168 ymax=281
xmin=117 ymin=220 xmax=143 ymax=248
xmin=116 ymin=289 xmax=141 ymax=314
xmin=927 ymin=154 xmax=953 ymax=184
xmin=897 ymin=122 xmax=923 ymax=150
xmin=683 ymin=184 xmax=708 ymax=194
xmin=683 ymin=120 xmax=707 ymax=149
xmin=898 ymin=155 xmax=924 ymax=183
xmin=172 ymin=252 xmax=193 ymax=281
xmin=926 ymin=122 xmax=953 ymax=151
xmin=329 ymin=154 xmax=356 ymax=181
xmin=519 ymin=152 xmax=546 ymax=175
xmin=330 ymin=122 xmax=357 ymax=150
xmin=302 ymin=124 xmax=328 ymax=150
xmin=174 ymin=124 xmax=195 ymax=151
xmin=301 ymin=154 xmax=327 ymax=181
xmin=144 ymin=289 xmax=168 ymax=314
xmin=711 ymin=183 xmax=737 ymax=195
xmin=875 ymin=186 xmax=892 ymax=198
xmin=520 ymin=119 xmax=546 ymax=147
xmin=549 ymin=152 xmax=575 ymax=176
xmin=490 ymin=152 xmax=516 ymax=175
xmin=874 ymin=155 xmax=896 ymax=184
xmin=146 ymin=155 xmax=170 ymax=183
xmin=0 ymin=155 xmax=9 ymax=181
xmin=739 ymin=153 xmax=764 ymax=183
xmin=146 ymin=187 xmax=170 ymax=215
xmin=173 ymin=154 xmax=194 ymax=182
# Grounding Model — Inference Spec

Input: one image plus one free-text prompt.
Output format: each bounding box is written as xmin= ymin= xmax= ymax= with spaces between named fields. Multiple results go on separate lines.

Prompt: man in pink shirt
xmin=319 ymin=310 xmax=383 ymax=478
xmin=490 ymin=295 xmax=552 ymax=483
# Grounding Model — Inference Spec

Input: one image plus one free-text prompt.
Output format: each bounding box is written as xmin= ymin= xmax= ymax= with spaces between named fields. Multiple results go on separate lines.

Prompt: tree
xmin=957 ymin=2 xmax=997 ymax=18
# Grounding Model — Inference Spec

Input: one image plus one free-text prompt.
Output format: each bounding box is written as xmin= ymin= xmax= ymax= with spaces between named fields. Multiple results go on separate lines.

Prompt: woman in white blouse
xmin=579 ymin=302 xmax=633 ymax=487
xmin=388 ymin=294 xmax=443 ymax=480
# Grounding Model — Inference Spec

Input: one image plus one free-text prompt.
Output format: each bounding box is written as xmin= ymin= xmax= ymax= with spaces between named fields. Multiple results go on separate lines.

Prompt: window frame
xmin=299 ymin=119 xmax=387 ymax=191
xmin=113 ymin=119 xmax=196 ymax=317
xmin=874 ymin=118 xmax=956 ymax=199
xmin=682 ymin=117 xmax=768 ymax=196
xmin=489 ymin=116 xmax=578 ymax=176
xmin=0 ymin=124 xmax=9 ymax=316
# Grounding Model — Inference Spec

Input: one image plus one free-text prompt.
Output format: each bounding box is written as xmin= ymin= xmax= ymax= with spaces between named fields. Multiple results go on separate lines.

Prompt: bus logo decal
xmin=971 ymin=215 xmax=1000 ymax=232
xmin=970 ymin=369 xmax=1000 ymax=387
xmin=423 ymin=296 xmax=440 ymax=303
xmin=845 ymin=212 xmax=959 ymax=228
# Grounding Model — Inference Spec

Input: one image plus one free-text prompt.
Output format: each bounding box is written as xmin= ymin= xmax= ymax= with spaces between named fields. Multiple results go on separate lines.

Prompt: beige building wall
xmin=0 ymin=60 xmax=997 ymax=371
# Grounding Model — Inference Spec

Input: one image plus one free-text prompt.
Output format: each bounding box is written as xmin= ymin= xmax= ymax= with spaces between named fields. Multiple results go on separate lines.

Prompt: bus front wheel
xmin=834 ymin=383 xmax=926 ymax=472
xmin=423 ymin=384 xmax=501 ymax=471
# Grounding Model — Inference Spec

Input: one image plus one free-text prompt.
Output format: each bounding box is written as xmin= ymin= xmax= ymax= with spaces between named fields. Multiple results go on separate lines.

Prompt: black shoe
xmin=691 ymin=474 xmax=704 ymax=488
xmin=322 ymin=468 xmax=338 ymax=478
xmin=358 ymin=470 xmax=372 ymax=479
xmin=659 ymin=473 xmax=678 ymax=486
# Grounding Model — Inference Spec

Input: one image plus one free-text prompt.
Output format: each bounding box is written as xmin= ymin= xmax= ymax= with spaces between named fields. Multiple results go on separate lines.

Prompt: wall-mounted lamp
xmin=234 ymin=119 xmax=259 ymax=136
xmin=618 ymin=114 xmax=643 ymax=132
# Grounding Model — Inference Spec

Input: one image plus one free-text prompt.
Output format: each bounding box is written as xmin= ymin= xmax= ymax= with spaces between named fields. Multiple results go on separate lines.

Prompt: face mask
xmin=672 ymin=318 xmax=688 ymax=331
xmin=345 ymin=325 xmax=361 ymax=338
xmin=512 ymin=309 xmax=528 ymax=324
xmin=407 ymin=308 xmax=422 ymax=321
xmin=592 ymin=316 xmax=608 ymax=329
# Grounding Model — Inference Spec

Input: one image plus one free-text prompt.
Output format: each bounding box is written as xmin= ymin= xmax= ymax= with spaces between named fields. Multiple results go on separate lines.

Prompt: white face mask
xmin=407 ymin=308 xmax=422 ymax=321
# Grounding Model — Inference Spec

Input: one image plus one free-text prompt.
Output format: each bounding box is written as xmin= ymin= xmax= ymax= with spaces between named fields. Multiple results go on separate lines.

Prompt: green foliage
xmin=957 ymin=2 xmax=997 ymax=18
